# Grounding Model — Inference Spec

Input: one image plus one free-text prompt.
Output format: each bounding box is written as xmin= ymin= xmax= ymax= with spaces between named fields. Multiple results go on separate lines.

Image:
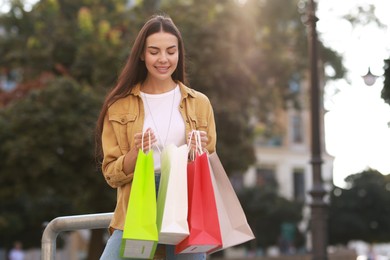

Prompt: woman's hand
xmin=123 ymin=128 xmax=157 ymax=175
xmin=187 ymin=130 xmax=208 ymax=153
xmin=133 ymin=128 xmax=157 ymax=152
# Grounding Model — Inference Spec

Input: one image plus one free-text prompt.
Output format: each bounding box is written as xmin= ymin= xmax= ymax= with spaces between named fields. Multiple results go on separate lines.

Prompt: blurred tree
xmin=0 ymin=77 xmax=114 ymax=257
xmin=381 ymin=59 xmax=390 ymax=105
xmin=238 ymin=185 xmax=304 ymax=253
xmin=143 ymin=0 xmax=161 ymax=12
xmin=162 ymin=0 xmax=344 ymax=173
xmin=247 ymin=0 xmax=344 ymax=137
xmin=162 ymin=0 xmax=259 ymax=172
xmin=328 ymin=169 xmax=390 ymax=245
xmin=336 ymin=3 xmax=388 ymax=105
xmin=0 ymin=0 xmax=132 ymax=87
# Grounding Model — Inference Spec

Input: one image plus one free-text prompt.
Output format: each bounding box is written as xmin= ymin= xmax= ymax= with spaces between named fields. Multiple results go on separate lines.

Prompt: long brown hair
xmin=95 ymin=14 xmax=187 ymax=163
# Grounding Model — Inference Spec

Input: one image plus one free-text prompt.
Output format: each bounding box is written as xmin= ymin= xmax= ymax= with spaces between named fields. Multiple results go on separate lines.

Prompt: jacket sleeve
xmin=193 ymin=92 xmax=217 ymax=154
xmin=205 ymin=99 xmax=217 ymax=154
xmin=101 ymin=113 xmax=133 ymax=188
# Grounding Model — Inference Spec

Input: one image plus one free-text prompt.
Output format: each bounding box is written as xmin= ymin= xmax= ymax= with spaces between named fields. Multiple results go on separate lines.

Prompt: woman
xmin=96 ymin=14 xmax=217 ymax=260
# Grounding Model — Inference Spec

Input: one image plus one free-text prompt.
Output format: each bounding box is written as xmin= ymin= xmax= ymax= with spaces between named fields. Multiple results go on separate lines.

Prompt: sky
xmin=1 ymin=0 xmax=390 ymax=187
xmin=317 ymin=0 xmax=390 ymax=187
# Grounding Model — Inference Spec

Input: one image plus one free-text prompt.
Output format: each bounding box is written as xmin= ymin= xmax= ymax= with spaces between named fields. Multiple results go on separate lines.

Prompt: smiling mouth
xmin=155 ymin=66 xmax=170 ymax=73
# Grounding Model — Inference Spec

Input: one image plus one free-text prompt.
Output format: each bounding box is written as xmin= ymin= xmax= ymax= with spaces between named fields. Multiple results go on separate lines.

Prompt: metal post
xmin=306 ymin=0 xmax=328 ymax=259
xmin=41 ymin=212 xmax=113 ymax=260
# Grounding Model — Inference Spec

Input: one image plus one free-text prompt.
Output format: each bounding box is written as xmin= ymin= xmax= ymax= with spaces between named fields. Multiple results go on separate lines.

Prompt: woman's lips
xmin=155 ymin=66 xmax=170 ymax=73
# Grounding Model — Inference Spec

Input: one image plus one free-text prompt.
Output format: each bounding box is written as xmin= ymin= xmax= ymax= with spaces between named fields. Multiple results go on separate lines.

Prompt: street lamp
xmin=362 ymin=67 xmax=379 ymax=86
xmin=305 ymin=0 xmax=328 ymax=259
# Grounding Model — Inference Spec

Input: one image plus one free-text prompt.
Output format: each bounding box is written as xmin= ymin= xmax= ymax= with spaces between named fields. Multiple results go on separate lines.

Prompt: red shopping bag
xmin=175 ymin=151 xmax=222 ymax=254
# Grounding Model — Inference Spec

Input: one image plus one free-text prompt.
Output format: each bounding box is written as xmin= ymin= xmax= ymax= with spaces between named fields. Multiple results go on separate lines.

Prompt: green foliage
xmin=163 ymin=0 xmax=259 ymax=171
xmin=329 ymin=169 xmax=390 ymax=245
xmin=343 ymin=4 xmax=386 ymax=28
xmin=238 ymin=186 xmax=304 ymax=250
xmin=381 ymin=59 xmax=390 ymax=105
xmin=0 ymin=77 xmax=115 ymax=248
xmin=0 ymin=0 xmax=130 ymax=86
xmin=161 ymin=0 xmax=344 ymax=171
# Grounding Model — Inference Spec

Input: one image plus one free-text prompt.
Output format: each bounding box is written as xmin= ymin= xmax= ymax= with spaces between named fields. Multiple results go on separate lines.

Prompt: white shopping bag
xmin=157 ymin=144 xmax=190 ymax=245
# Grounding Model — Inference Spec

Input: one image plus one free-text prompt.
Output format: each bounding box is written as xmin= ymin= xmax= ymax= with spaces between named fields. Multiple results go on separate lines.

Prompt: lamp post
xmin=305 ymin=0 xmax=328 ymax=259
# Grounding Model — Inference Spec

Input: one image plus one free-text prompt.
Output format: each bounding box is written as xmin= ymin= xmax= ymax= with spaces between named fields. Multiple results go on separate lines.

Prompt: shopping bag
xmin=157 ymin=143 xmax=189 ymax=245
xmin=208 ymin=152 xmax=255 ymax=253
xmin=120 ymin=148 xmax=158 ymax=259
xmin=176 ymin=132 xmax=222 ymax=254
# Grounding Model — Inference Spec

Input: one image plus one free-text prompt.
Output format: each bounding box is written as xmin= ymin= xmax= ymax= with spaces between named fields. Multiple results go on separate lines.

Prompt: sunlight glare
xmin=236 ymin=0 xmax=248 ymax=5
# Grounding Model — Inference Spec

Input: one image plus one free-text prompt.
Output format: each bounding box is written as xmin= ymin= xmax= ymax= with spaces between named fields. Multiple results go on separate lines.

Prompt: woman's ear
xmin=140 ymin=53 xmax=145 ymax=61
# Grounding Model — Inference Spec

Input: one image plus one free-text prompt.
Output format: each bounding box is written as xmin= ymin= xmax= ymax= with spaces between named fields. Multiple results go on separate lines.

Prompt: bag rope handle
xmin=188 ymin=130 xmax=203 ymax=161
xmin=141 ymin=130 xmax=161 ymax=154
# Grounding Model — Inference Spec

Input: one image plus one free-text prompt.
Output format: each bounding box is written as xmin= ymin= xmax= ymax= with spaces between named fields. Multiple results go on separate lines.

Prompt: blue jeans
xmin=100 ymin=230 xmax=206 ymax=259
xmin=100 ymin=174 xmax=206 ymax=260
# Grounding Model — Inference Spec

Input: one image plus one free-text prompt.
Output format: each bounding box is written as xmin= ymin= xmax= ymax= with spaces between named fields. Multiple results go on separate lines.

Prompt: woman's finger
xmin=133 ymin=130 xmax=155 ymax=150
xmin=187 ymin=130 xmax=208 ymax=148
xmin=133 ymin=132 xmax=142 ymax=150
xmin=198 ymin=131 xmax=208 ymax=148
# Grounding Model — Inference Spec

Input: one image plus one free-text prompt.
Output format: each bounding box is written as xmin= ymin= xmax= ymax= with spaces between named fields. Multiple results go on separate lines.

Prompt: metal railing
xmin=41 ymin=212 xmax=113 ymax=260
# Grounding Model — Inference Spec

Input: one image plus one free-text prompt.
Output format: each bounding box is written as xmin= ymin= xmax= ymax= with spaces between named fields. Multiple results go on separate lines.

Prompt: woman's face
xmin=143 ymin=31 xmax=179 ymax=82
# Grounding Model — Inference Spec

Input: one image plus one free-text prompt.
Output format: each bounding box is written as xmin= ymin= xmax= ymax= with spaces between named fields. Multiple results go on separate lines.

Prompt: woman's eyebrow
xmin=147 ymin=45 xmax=177 ymax=50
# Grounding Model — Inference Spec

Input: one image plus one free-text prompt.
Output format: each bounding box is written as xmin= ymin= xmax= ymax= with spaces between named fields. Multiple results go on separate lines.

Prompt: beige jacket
xmin=101 ymin=81 xmax=216 ymax=232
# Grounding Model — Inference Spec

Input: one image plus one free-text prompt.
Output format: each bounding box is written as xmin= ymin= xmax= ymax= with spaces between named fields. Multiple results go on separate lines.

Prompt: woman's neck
xmin=141 ymin=78 xmax=177 ymax=94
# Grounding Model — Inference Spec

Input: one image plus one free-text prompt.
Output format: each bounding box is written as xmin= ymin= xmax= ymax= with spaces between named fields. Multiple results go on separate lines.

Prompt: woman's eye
xmin=150 ymin=52 xmax=158 ymax=55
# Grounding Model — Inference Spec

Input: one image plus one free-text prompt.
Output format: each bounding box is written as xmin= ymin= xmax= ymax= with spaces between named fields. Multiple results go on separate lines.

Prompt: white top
xmin=141 ymin=86 xmax=185 ymax=171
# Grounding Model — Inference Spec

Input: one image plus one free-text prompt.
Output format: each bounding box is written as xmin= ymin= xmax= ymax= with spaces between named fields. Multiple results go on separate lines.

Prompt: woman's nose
xmin=158 ymin=53 xmax=168 ymax=63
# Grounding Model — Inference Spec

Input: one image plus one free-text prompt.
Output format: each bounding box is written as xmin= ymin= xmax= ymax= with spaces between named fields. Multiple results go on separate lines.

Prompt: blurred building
xmin=243 ymin=73 xmax=334 ymax=248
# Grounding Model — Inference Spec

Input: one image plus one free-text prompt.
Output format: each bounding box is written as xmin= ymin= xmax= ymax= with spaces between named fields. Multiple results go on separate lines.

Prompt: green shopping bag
xmin=120 ymin=149 xmax=158 ymax=259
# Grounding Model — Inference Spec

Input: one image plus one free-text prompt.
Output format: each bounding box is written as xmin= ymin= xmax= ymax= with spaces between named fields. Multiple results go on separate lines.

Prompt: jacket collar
xmin=130 ymin=81 xmax=196 ymax=98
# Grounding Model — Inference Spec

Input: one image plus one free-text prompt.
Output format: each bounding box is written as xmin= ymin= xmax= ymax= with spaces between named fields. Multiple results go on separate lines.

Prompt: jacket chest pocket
xmin=189 ymin=115 xmax=208 ymax=131
xmin=109 ymin=113 xmax=137 ymax=151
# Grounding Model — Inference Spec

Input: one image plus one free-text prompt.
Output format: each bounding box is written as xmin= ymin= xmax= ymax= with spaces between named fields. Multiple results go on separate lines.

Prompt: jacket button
xmin=121 ymin=118 xmax=125 ymax=123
